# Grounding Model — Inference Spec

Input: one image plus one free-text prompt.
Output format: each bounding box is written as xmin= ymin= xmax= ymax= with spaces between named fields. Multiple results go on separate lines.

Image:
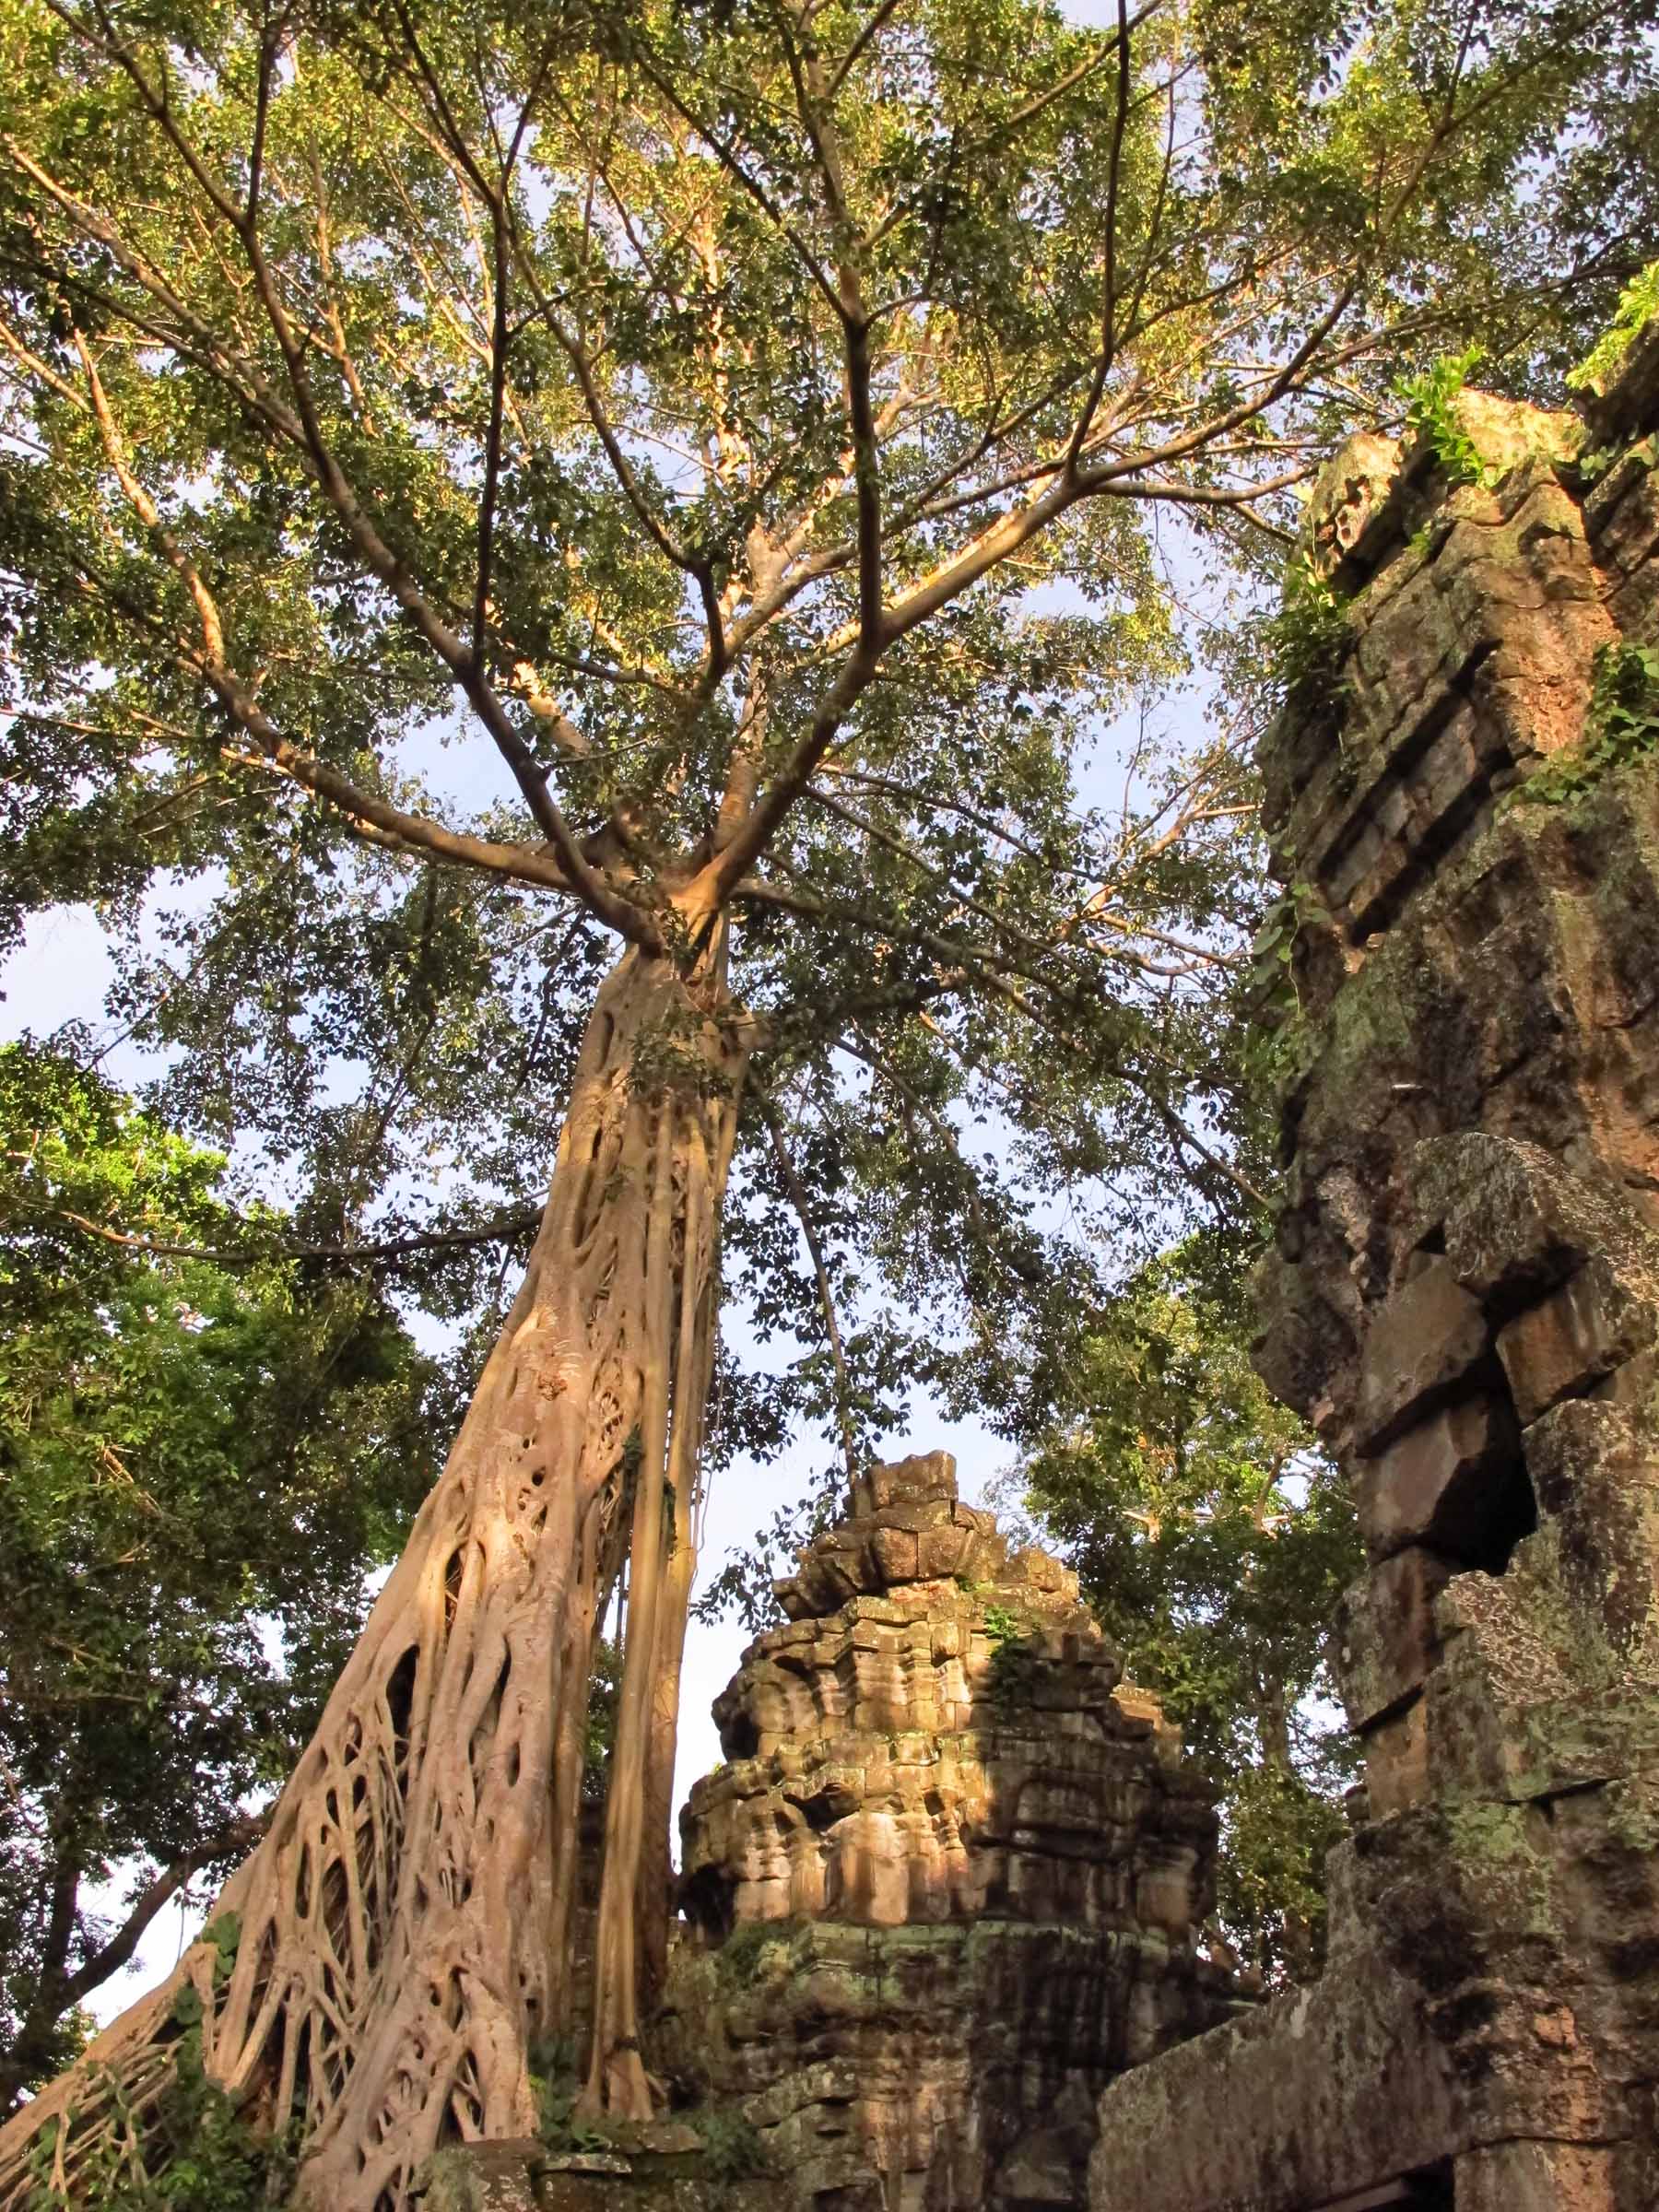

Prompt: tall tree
xmin=0 ymin=0 xmax=1650 ymax=2201
xmin=0 ymin=1044 xmax=439 ymax=2114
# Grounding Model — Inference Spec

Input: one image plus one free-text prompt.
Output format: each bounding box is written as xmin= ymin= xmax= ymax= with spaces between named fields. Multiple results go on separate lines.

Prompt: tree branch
xmin=759 ymin=1096 xmax=858 ymax=1488
xmin=57 ymin=1811 xmax=271 ymax=2014
xmin=53 ymin=1202 xmax=544 ymax=1269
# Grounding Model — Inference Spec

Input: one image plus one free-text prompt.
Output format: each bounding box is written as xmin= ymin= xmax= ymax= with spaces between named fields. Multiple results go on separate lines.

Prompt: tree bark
xmin=0 ymin=933 xmax=748 ymax=2212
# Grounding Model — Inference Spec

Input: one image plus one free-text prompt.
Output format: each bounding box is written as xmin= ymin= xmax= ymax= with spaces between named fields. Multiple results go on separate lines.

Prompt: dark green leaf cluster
xmin=0 ymin=1043 xmax=441 ymax=2107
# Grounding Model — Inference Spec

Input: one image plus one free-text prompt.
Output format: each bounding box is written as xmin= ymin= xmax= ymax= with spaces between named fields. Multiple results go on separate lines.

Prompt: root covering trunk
xmin=0 ymin=941 xmax=747 ymax=2212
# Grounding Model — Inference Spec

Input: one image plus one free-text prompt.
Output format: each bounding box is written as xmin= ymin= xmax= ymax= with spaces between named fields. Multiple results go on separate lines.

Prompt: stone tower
xmin=668 ymin=1450 xmax=1240 ymax=2212
xmin=1090 ymin=329 xmax=1659 ymax=2205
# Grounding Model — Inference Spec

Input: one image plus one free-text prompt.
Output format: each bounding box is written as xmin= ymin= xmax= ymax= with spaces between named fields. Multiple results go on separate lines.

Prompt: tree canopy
xmin=0 ymin=0 xmax=1653 ymax=2197
xmin=0 ymin=1044 xmax=438 ymax=2112
xmin=1 ymin=0 xmax=1651 ymax=1425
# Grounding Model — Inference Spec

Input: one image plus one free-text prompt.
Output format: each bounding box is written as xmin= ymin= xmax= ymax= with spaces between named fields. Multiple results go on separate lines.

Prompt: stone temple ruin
xmin=434 ymin=321 xmax=1659 ymax=2212
xmin=1092 ymin=321 xmax=1659 ymax=2204
xmin=664 ymin=1449 xmax=1238 ymax=2212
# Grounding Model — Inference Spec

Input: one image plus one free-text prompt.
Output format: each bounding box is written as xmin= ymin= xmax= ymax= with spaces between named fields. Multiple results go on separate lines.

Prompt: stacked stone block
xmin=668 ymin=1451 xmax=1237 ymax=2212
xmin=1090 ymin=325 xmax=1659 ymax=2210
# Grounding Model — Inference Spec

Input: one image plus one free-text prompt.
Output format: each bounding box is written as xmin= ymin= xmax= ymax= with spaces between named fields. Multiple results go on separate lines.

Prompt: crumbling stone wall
xmin=1090 ymin=325 xmax=1659 ymax=2210
xmin=666 ymin=1451 xmax=1239 ymax=2212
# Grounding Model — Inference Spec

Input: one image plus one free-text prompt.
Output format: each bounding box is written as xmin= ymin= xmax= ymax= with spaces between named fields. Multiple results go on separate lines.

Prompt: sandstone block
xmin=1356 ymin=1394 xmax=1519 ymax=1561
xmin=1411 ymin=1132 xmax=1630 ymax=1307
xmin=1330 ymin=1547 xmax=1456 ymax=1728
xmin=1454 ymin=2140 xmax=1618 ymax=2212
xmin=414 ymin=2143 xmax=548 ymax=2211
xmin=1355 ymin=1259 xmax=1491 ymax=1453
xmin=773 ymin=1575 xmax=811 ymax=1620
xmin=1304 ymin=428 xmax=1405 ymax=587
xmin=678 ymin=1448 xmax=1233 ymax=2212
xmin=1361 ymin=1693 xmax=1430 ymax=1818
xmin=1523 ymin=1398 xmax=1659 ymax=1648
xmin=869 ymin=1526 xmax=920 ymax=1583
xmin=864 ymin=1450 xmax=957 ymax=1512
xmin=915 ymin=1524 xmax=974 ymax=1579
xmin=1498 ymin=1257 xmax=1658 ymax=1423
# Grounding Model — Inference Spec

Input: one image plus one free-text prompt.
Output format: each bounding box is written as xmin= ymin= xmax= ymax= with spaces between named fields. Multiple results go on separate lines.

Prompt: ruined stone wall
xmin=665 ymin=1452 xmax=1239 ymax=2212
xmin=1090 ymin=325 xmax=1659 ymax=2211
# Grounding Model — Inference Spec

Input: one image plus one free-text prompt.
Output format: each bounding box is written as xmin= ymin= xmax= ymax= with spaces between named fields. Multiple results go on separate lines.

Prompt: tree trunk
xmin=0 ymin=933 xmax=748 ymax=2212
xmin=0 ymin=1844 xmax=80 ymax=2116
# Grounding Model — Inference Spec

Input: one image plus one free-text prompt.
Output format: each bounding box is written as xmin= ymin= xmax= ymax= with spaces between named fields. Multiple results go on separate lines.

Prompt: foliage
xmin=980 ymin=1604 xmax=1024 ymax=1647
xmin=1246 ymin=880 xmax=1331 ymax=1014
xmin=0 ymin=1042 xmax=439 ymax=2109
xmin=1011 ymin=1232 xmax=1361 ymax=1983
xmin=1519 ymin=641 xmax=1659 ymax=806
xmin=583 ymin=1639 xmax=623 ymax=1801
xmin=23 ymin=2036 xmax=295 ymax=2212
xmin=688 ymin=2110 xmax=769 ymax=2183
xmin=534 ymin=2074 xmax=613 ymax=2158
xmin=1398 ymin=347 xmax=1498 ymax=488
xmin=1261 ymin=554 xmax=1353 ymax=713
xmin=1567 ymin=259 xmax=1659 ymax=397
xmin=0 ymin=0 xmax=1652 ymax=2180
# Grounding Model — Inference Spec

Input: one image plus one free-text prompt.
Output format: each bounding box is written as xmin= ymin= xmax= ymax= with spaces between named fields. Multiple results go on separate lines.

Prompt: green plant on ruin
xmin=1521 ymin=641 xmax=1659 ymax=807
xmin=526 ymin=2034 xmax=615 ymax=2158
xmin=688 ymin=2110 xmax=769 ymax=2183
xmin=980 ymin=1606 xmax=1041 ymax=1707
xmin=1234 ymin=879 xmax=1325 ymax=1118
xmin=25 ymin=1963 xmax=298 ymax=2212
xmin=1248 ymin=884 xmax=1312 ymax=1006
xmin=1398 ymin=346 xmax=1498 ymax=488
xmin=534 ymin=2081 xmax=612 ymax=2159
xmin=1567 ymin=260 xmax=1659 ymax=399
xmin=982 ymin=1601 xmax=1021 ymax=1654
xmin=712 ymin=1923 xmax=806 ymax=1994
xmin=1264 ymin=553 xmax=1353 ymax=712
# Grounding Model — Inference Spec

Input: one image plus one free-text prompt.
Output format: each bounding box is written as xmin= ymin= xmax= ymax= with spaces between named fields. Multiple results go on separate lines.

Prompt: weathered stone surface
xmin=1454 ymin=2139 xmax=1618 ymax=2212
xmin=676 ymin=1453 xmax=1234 ymax=2212
xmin=1354 ymin=1259 xmax=1491 ymax=1453
xmin=1356 ymin=1394 xmax=1519 ymax=1561
xmin=1410 ymin=1133 xmax=1652 ymax=1310
xmin=1330 ymin=1547 xmax=1456 ymax=1728
xmin=1092 ymin=337 xmax=1659 ymax=2212
xmin=1497 ymin=1254 xmax=1658 ymax=1423
xmin=417 ymin=2143 xmax=549 ymax=2212
xmin=413 ymin=2142 xmax=777 ymax=2212
xmin=1359 ymin=1691 xmax=1430 ymax=1817
xmin=1303 ymin=428 xmax=1406 ymax=589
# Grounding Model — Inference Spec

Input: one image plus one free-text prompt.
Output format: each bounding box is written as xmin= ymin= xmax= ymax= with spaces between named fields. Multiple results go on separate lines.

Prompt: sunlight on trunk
xmin=0 ymin=935 xmax=748 ymax=2212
